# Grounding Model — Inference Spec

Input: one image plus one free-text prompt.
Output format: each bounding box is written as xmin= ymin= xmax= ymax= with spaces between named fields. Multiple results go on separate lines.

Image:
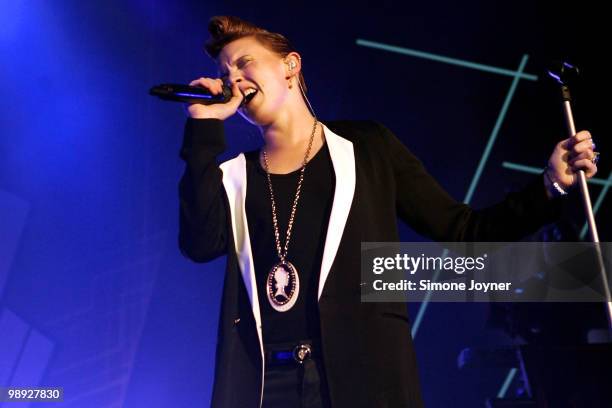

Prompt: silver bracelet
xmin=544 ymin=166 xmax=568 ymax=196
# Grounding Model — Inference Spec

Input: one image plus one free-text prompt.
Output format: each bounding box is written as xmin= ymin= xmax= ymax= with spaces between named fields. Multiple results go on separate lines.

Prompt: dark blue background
xmin=1 ymin=1 xmax=609 ymax=406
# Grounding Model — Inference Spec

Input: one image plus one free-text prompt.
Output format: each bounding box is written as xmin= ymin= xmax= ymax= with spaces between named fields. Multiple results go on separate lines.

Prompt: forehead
xmin=217 ymin=36 xmax=277 ymax=66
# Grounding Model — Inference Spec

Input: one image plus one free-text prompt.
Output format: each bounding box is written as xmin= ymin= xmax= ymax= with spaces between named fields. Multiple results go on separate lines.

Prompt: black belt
xmin=264 ymin=339 xmax=322 ymax=365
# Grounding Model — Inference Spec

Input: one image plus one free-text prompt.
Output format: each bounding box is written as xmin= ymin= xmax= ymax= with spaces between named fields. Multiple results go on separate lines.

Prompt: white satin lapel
xmin=318 ymin=124 xmax=356 ymax=300
xmin=219 ymin=154 xmax=264 ymax=362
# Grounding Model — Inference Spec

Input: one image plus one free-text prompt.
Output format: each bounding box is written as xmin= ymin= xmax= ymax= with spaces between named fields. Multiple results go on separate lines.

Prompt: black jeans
xmin=262 ymin=357 xmax=332 ymax=408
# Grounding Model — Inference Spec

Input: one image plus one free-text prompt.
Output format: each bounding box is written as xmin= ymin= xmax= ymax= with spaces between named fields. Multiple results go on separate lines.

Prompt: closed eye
xmin=237 ymin=57 xmax=252 ymax=69
xmin=217 ymin=56 xmax=252 ymax=82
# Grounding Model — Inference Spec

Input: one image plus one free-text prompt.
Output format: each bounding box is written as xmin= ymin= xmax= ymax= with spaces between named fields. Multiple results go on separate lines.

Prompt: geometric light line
xmin=503 ymin=161 xmax=612 ymax=187
xmin=9 ymin=327 xmax=54 ymax=387
xmin=464 ymin=55 xmax=530 ymax=204
xmin=0 ymin=309 xmax=30 ymax=387
xmin=501 ymin=161 xmax=543 ymax=175
xmin=6 ymin=327 xmax=31 ymax=388
xmin=356 ymin=39 xmax=539 ymax=81
xmin=497 ymin=367 xmax=518 ymax=398
xmin=580 ymin=171 xmax=612 ymax=239
xmin=413 ymin=55 xmax=529 ymax=339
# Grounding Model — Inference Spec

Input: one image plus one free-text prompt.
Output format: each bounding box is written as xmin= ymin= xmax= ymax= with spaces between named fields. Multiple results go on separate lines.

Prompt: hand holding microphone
xmin=149 ymin=77 xmax=243 ymax=120
xmin=186 ymin=77 xmax=243 ymax=120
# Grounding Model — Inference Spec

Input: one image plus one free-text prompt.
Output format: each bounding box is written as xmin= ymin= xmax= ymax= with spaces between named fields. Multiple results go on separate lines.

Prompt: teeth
xmin=241 ymin=88 xmax=258 ymax=107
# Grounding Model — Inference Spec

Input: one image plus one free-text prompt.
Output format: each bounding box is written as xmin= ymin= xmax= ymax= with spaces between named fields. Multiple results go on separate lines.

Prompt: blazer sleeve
xmin=376 ymin=122 xmax=564 ymax=241
xmin=178 ymin=118 xmax=230 ymax=262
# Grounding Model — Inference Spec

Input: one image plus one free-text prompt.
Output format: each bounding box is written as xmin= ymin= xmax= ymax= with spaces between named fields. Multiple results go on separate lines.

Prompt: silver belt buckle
xmin=292 ymin=343 xmax=312 ymax=364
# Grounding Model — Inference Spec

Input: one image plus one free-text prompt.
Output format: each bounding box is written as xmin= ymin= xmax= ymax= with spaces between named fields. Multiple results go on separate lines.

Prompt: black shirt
xmin=245 ymin=142 xmax=335 ymax=344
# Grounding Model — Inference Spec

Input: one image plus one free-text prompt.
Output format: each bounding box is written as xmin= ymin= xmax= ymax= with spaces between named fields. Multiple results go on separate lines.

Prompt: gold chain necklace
xmin=261 ymin=117 xmax=318 ymax=312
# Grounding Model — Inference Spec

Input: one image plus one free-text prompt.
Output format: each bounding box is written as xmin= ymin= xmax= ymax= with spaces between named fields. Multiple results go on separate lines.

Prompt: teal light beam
xmin=356 ymin=39 xmax=539 ymax=81
xmin=464 ymin=55 xmax=529 ymax=205
xmin=412 ymin=56 xmax=530 ymax=338
xmin=501 ymin=162 xmax=611 ymax=240
xmin=501 ymin=161 xmax=542 ymax=175
xmin=497 ymin=367 xmax=518 ymax=398
xmin=503 ymin=162 xmax=612 ymax=187
xmin=580 ymin=171 xmax=612 ymax=239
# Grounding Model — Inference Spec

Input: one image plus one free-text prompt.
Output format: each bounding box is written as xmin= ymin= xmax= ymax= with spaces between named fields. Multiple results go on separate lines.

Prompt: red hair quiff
xmin=204 ymin=16 xmax=307 ymax=92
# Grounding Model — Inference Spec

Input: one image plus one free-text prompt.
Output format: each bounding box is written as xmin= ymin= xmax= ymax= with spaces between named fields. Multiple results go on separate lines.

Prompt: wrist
xmin=543 ymin=166 xmax=568 ymax=199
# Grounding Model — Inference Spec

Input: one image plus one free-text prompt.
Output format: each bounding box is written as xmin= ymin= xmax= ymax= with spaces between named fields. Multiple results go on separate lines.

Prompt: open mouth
xmin=242 ymin=88 xmax=258 ymax=106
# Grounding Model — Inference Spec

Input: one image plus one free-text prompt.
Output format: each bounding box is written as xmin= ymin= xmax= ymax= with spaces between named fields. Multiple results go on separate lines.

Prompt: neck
xmin=259 ymin=103 xmax=317 ymax=154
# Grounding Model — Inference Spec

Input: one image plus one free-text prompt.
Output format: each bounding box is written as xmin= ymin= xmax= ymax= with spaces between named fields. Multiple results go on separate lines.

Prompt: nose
xmin=227 ymin=70 xmax=243 ymax=87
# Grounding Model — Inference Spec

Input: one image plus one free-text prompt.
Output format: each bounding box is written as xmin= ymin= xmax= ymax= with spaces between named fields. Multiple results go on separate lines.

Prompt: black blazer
xmin=178 ymin=118 xmax=562 ymax=408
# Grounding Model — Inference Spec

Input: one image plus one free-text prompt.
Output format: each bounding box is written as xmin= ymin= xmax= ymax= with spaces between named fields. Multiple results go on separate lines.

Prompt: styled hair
xmin=204 ymin=16 xmax=306 ymax=92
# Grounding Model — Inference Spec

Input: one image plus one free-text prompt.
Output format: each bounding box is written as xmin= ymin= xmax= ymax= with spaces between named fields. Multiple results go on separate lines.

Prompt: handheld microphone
xmin=149 ymin=83 xmax=232 ymax=104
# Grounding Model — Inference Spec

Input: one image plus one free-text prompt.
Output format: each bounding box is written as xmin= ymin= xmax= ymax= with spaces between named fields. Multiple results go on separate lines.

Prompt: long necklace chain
xmin=262 ymin=117 xmax=318 ymax=263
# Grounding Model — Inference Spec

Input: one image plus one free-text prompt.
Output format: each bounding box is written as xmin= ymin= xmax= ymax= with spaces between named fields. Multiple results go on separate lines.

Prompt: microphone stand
xmin=548 ymin=63 xmax=612 ymax=332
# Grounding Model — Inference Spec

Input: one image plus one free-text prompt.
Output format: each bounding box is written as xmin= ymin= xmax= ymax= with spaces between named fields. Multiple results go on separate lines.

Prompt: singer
xmin=178 ymin=16 xmax=598 ymax=408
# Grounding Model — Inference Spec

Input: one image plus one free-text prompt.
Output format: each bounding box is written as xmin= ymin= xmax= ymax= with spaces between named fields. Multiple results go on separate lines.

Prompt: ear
xmin=284 ymin=52 xmax=301 ymax=78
